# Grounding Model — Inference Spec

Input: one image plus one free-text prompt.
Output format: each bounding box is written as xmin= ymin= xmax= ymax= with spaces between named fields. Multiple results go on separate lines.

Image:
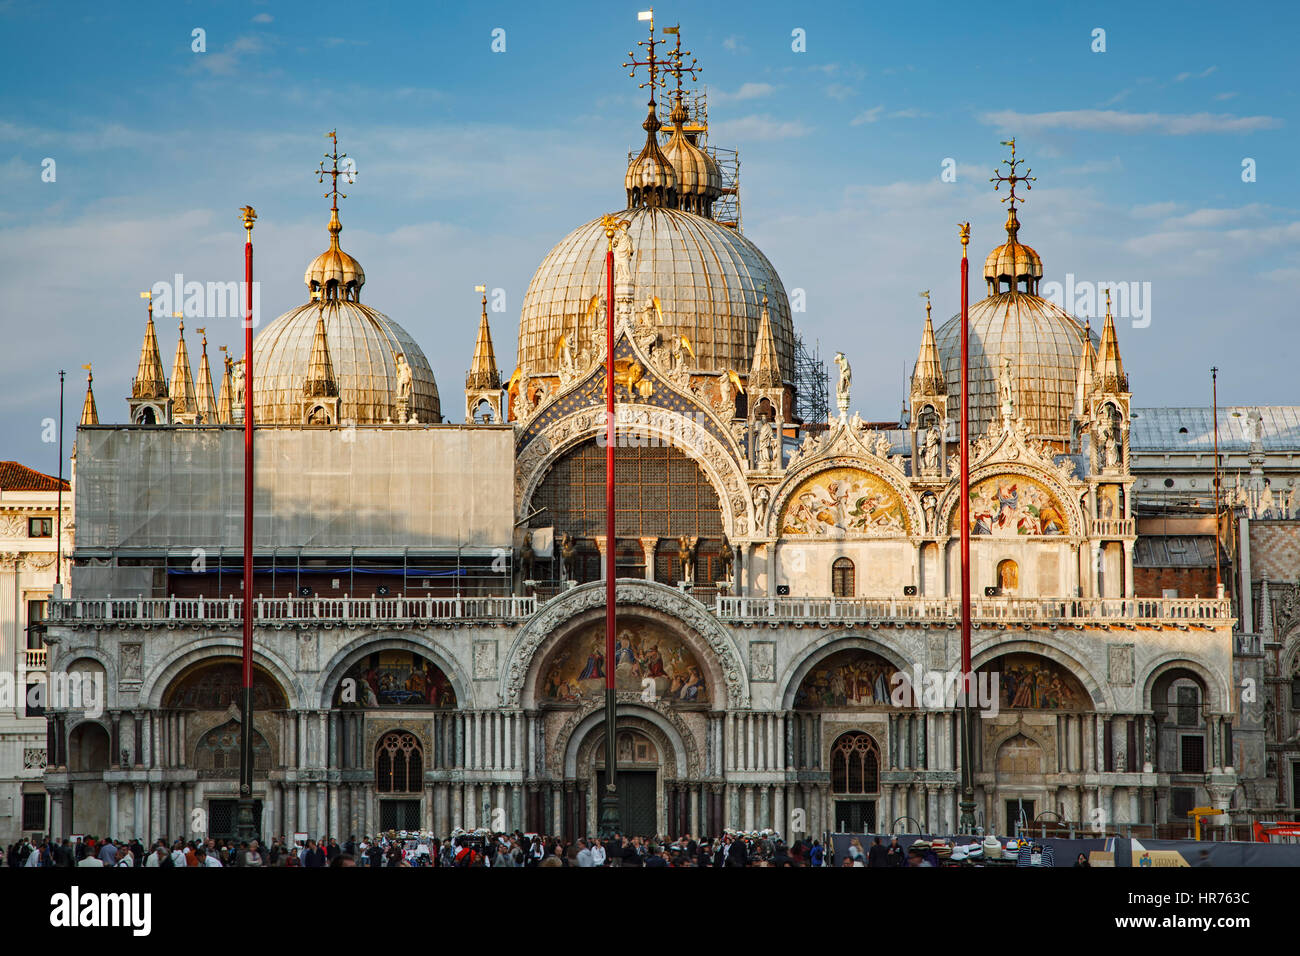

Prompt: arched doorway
xmin=830 ymin=731 xmax=880 ymax=833
xmin=68 ymin=722 xmax=111 ymax=836
xmin=593 ymin=729 xmax=661 ymax=839
xmin=996 ymin=734 xmax=1045 ymax=833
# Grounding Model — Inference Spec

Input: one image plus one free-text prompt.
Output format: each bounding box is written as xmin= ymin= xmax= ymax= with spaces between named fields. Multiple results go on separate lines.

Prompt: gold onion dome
xmin=305 ymin=208 xmax=366 ymax=301
xmin=661 ymin=96 xmax=721 ymax=216
xmin=625 ymin=103 xmax=678 ymax=208
xmin=983 ymin=206 xmax=1043 ymax=294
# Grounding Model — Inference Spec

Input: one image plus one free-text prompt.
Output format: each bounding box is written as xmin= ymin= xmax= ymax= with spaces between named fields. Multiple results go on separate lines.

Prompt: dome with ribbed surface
xmin=252 ymin=301 xmax=440 ymax=425
xmin=517 ymin=206 xmax=793 ymax=378
xmin=933 ymin=292 xmax=1094 ymax=443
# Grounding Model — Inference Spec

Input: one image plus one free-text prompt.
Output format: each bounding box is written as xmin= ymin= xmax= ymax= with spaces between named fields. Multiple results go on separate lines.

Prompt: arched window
xmin=997 ymin=559 xmax=1019 ymax=593
xmin=830 ymin=732 xmax=879 ymax=794
xmin=375 ymin=731 xmax=423 ymax=793
xmin=832 ymin=558 xmax=855 ymax=598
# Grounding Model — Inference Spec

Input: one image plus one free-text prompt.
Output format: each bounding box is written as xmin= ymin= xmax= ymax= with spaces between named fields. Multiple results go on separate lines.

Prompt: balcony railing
xmin=24 ymin=648 xmax=47 ymax=669
xmin=48 ymin=594 xmax=537 ymax=625
xmin=1090 ymin=518 xmax=1136 ymax=537
xmin=714 ymin=595 xmax=1232 ymax=626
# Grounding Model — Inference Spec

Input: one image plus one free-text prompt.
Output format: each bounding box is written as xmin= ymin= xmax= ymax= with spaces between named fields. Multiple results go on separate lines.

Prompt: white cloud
xmin=1174 ymin=65 xmax=1218 ymax=82
xmin=711 ymin=82 xmax=775 ymax=104
xmin=980 ymin=108 xmax=1282 ymax=135
xmin=710 ymin=114 xmax=810 ymax=141
xmin=850 ymin=106 xmax=884 ymax=126
xmin=251 ymin=12 xmax=273 ymax=23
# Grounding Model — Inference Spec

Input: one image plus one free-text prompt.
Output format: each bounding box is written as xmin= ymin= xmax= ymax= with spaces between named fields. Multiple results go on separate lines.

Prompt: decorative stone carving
xmin=1107 ymin=644 xmax=1134 ymax=687
xmin=752 ymin=485 xmax=771 ymax=522
xmin=832 ymin=351 xmax=851 ymax=420
xmin=23 ymin=748 xmax=46 ymax=769
xmin=297 ymin=632 xmax=319 ymax=672
xmin=472 ymin=639 xmax=498 ymax=680
xmin=750 ymin=640 xmax=775 ymax=682
xmin=120 ymin=643 xmax=143 ymax=683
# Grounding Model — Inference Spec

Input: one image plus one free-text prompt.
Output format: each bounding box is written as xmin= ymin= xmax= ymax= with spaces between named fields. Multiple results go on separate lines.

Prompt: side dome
xmin=983 ymin=207 xmax=1042 ymax=295
xmin=933 ymin=292 xmax=1089 ymax=443
xmin=517 ymin=206 xmax=794 ymax=378
xmin=252 ymin=301 xmax=440 ymax=425
xmin=252 ymin=197 xmax=439 ymax=425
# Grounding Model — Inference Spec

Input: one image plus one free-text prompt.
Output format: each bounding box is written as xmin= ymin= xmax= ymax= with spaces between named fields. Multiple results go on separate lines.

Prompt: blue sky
xmin=1 ymin=0 xmax=1296 ymax=470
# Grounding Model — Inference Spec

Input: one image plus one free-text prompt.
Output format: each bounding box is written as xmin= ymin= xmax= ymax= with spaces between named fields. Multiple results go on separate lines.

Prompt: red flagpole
xmin=598 ymin=217 xmax=620 ymax=837
xmin=957 ymin=222 xmax=975 ymax=833
xmin=238 ymin=205 xmax=257 ymax=840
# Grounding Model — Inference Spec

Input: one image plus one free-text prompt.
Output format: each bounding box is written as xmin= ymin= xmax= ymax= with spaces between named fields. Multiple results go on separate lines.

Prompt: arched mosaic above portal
xmin=540 ymin=619 xmax=707 ymax=705
xmin=334 ymin=650 xmax=457 ymax=709
xmin=779 ymin=467 xmax=909 ymax=537
xmin=952 ymin=474 xmax=1068 ymax=536
xmin=794 ymin=648 xmax=897 ymax=709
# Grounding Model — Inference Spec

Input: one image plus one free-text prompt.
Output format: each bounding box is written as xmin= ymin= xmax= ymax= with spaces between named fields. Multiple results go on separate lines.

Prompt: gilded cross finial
xmin=991 ymin=138 xmax=1034 ymax=209
xmin=661 ymin=24 xmax=699 ymax=107
xmin=625 ymin=11 xmax=667 ymax=104
xmin=317 ymin=130 xmax=355 ymax=213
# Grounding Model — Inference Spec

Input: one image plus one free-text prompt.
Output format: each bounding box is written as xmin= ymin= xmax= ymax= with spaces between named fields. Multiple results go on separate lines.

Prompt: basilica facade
xmin=33 ymin=36 xmax=1255 ymax=844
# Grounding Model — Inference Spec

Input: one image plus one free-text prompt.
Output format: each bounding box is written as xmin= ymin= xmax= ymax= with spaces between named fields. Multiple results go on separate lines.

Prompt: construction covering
xmin=74 ymin=425 xmax=515 ymax=552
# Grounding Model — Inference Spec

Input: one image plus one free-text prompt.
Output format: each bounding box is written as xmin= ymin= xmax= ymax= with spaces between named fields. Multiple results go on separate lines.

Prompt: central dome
xmin=517 ymin=206 xmax=794 ymax=378
xmin=933 ymin=292 xmax=1092 ymax=443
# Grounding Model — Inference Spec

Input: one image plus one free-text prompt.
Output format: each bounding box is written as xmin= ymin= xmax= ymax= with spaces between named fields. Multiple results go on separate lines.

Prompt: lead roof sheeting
xmin=1130 ymin=406 xmax=1300 ymax=453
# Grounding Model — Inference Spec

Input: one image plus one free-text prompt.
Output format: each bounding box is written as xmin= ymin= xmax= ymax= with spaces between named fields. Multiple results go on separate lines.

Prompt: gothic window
xmin=376 ymin=731 xmax=423 ymax=794
xmin=1291 ymin=677 xmax=1300 ymax=711
xmin=830 ymin=732 xmax=879 ymax=794
xmin=832 ymin=558 xmax=855 ymax=598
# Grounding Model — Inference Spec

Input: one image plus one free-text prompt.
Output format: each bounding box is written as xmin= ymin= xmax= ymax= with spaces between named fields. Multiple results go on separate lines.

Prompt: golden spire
xmin=1095 ymin=288 xmax=1128 ymax=393
xmin=303 ymin=310 xmax=338 ymax=399
xmin=1074 ymin=318 xmax=1096 ymax=417
xmin=216 ymin=346 xmax=234 ymax=424
xmin=748 ymin=290 xmax=783 ymax=388
xmin=131 ymin=291 xmax=168 ymax=400
xmin=193 ymin=327 xmax=217 ymax=423
xmin=912 ymin=291 xmax=945 ymax=397
xmin=466 ymin=285 xmax=501 ymax=390
xmin=80 ymin=363 xmax=98 ymax=426
xmin=317 ymin=129 xmax=355 ymax=249
xmin=169 ymin=313 xmax=195 ymax=419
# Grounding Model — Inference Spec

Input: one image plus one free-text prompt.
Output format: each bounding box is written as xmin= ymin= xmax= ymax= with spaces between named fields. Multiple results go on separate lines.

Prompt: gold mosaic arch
xmin=945 ymin=471 xmax=1070 ymax=537
xmin=777 ymin=465 xmax=911 ymax=537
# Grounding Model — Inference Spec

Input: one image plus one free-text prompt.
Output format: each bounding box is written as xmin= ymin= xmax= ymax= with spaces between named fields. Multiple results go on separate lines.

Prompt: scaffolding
xmin=630 ymin=86 xmax=741 ymax=232
xmin=793 ymin=334 xmax=829 ymax=427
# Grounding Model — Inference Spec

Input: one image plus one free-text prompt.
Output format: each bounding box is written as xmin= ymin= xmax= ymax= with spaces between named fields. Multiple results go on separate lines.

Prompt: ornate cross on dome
xmin=625 ymin=12 xmax=667 ymax=105
xmin=317 ymin=130 xmax=356 ymax=213
xmin=990 ymin=138 xmax=1035 ymax=209
xmin=661 ymin=25 xmax=699 ymax=106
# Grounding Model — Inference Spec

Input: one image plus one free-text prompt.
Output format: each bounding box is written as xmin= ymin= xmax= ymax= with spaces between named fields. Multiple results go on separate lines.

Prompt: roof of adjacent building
xmin=1130 ymin=406 xmax=1300 ymax=454
xmin=0 ymin=461 xmax=69 ymax=492
xmin=1133 ymin=533 xmax=1221 ymax=569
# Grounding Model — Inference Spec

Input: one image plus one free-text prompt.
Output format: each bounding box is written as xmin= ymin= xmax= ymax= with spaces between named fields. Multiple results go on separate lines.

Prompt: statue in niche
xmin=753 ymin=484 xmax=771 ymax=521
xmin=520 ymin=532 xmax=535 ymax=582
xmin=922 ymin=425 xmax=941 ymax=473
xmin=1098 ymin=411 xmax=1121 ymax=469
xmin=560 ymin=533 xmax=577 ymax=581
xmin=677 ymin=536 xmax=695 ymax=582
xmin=758 ymin=418 xmax=777 ymax=469
xmin=719 ymin=536 xmax=735 ymax=580
xmin=921 ymin=491 xmax=937 ymax=533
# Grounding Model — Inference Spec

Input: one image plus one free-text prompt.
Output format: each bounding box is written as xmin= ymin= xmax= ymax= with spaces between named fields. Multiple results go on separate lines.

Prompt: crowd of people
xmin=5 ymin=829 xmax=854 ymax=868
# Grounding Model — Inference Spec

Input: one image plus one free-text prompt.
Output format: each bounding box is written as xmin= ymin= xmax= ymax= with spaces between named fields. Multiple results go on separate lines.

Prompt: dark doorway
xmin=833 ymin=800 xmax=875 ymax=833
xmin=1005 ymin=799 xmax=1035 ymax=834
xmin=1292 ymin=762 xmax=1300 ymax=810
xmin=379 ymin=799 xmax=422 ymax=831
xmin=598 ymin=769 xmax=657 ymax=837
